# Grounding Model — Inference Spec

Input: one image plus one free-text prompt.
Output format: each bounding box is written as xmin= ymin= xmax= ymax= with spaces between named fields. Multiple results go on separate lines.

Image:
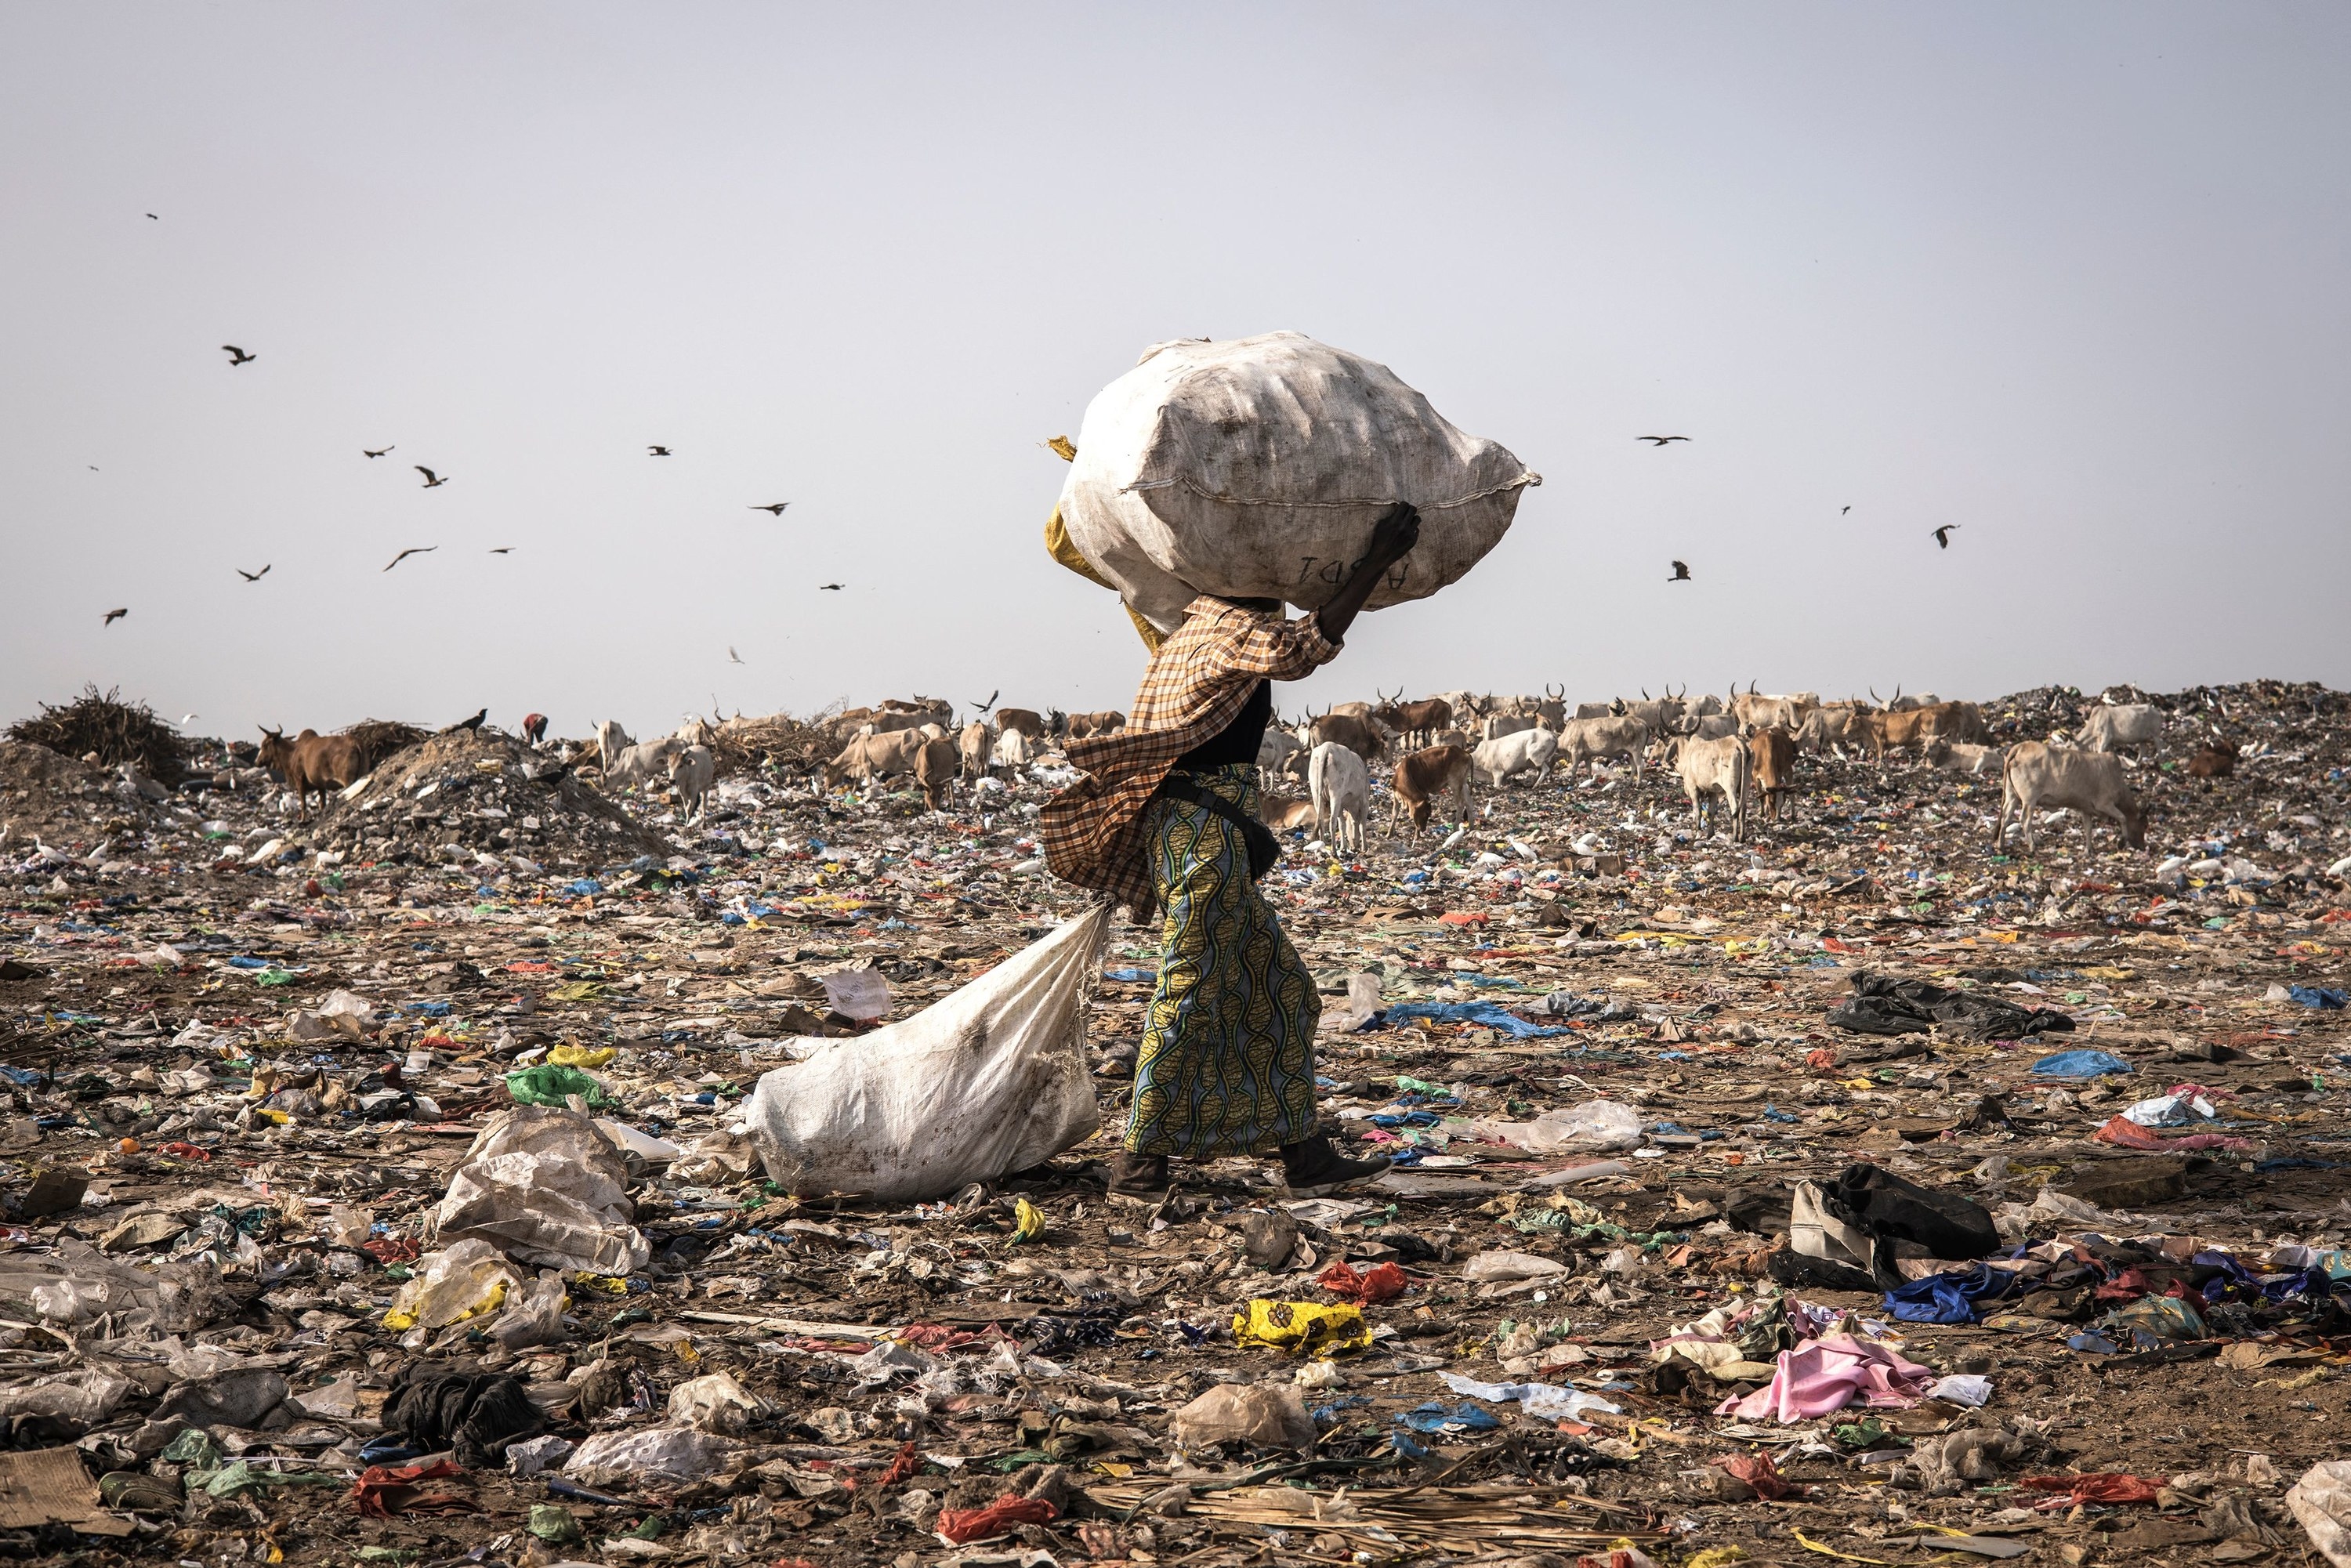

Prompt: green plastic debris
xmin=528 ymin=1505 xmax=582 ymax=1543
xmin=161 ymin=1428 xmax=222 ymax=1467
xmin=505 ymin=1063 xmax=608 ymax=1108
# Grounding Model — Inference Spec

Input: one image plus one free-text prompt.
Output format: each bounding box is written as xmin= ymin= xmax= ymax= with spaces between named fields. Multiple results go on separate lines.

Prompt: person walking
xmin=1041 ymin=504 xmax=1421 ymax=1195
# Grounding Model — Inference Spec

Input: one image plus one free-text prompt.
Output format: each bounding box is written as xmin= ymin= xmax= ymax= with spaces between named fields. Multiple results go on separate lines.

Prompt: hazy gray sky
xmin=6 ymin=4 xmax=2347 ymax=741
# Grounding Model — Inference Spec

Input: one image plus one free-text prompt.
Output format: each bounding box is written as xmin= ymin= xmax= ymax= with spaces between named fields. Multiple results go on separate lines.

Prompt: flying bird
xmin=236 ymin=565 xmax=270 ymax=582
xmin=383 ymin=546 xmax=437 ymax=571
xmin=817 ymin=583 xmax=843 ymax=591
xmin=415 ymin=466 xmax=448 ymax=488
xmin=1932 ymin=525 xmax=1960 ymax=550
xmin=1636 ymin=435 xmax=1689 ymax=446
xmin=748 ymin=502 xmax=790 ymax=515
xmin=221 ymin=345 xmax=255 ymax=365
xmin=364 ymin=446 xmax=394 ymax=458
xmin=146 ymin=213 xmax=158 ymax=220
xmin=728 ymin=646 xmax=745 ymax=664
xmin=647 ymin=445 xmax=672 ymax=457
xmin=1842 ymin=505 xmax=1851 ymax=515
xmin=1668 ymin=560 xmax=1692 ymax=582
xmin=487 ymin=547 xmax=513 ymax=554
xmin=176 ymin=714 xmax=197 ymax=727
xmin=972 ymin=689 xmax=999 ymax=713
xmin=103 ymin=607 xmax=129 ymax=626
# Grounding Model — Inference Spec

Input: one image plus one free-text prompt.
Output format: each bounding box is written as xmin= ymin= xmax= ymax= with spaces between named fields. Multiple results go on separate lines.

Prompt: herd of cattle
xmin=238 ymin=686 xmax=2224 ymax=857
xmin=758 ymin=685 xmax=2220 ymax=855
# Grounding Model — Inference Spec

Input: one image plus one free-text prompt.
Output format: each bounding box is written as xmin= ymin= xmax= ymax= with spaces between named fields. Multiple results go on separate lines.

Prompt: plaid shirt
xmin=1041 ymin=596 xmax=1341 ymax=915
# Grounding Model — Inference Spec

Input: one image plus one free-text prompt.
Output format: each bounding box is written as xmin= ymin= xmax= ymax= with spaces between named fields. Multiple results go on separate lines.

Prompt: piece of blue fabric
xmin=1393 ymin=1402 xmax=1502 ymax=1436
xmin=2030 ymin=1048 xmax=2132 ymax=1077
xmin=1882 ymin=1264 xmax=2020 ymax=1324
xmin=1381 ymin=1001 xmax=1566 ymax=1039
xmin=2288 ymin=986 xmax=2349 ymax=1009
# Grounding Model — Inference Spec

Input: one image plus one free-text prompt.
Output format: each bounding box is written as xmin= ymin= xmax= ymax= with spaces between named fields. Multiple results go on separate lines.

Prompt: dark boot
xmin=1107 ymin=1151 xmax=1169 ymax=1195
xmin=1278 ymin=1134 xmax=1390 ymax=1197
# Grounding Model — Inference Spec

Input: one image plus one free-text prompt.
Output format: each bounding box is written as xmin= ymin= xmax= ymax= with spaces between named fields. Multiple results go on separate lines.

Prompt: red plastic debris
xmin=876 ymin=1440 xmax=920 ymax=1487
xmin=1806 ymin=1048 xmax=1840 ymax=1072
xmin=2021 ymin=1472 xmax=2164 ymax=1507
xmin=1317 ymin=1260 xmax=1410 ymax=1305
xmin=361 ymin=1234 xmax=422 ymax=1265
xmin=1713 ymin=1450 xmax=1799 ymax=1499
xmin=935 ymin=1495 xmax=1059 ymax=1543
xmin=353 ymin=1459 xmax=472 ymax=1517
xmin=158 ymin=1141 xmax=212 ymax=1161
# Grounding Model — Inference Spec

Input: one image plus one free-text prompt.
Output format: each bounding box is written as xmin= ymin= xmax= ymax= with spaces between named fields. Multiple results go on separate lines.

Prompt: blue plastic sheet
xmin=1882 ymin=1264 xmax=2020 ymax=1324
xmin=1381 ymin=1001 xmax=1565 ymax=1039
xmin=1393 ymin=1402 xmax=1502 ymax=1436
xmin=2030 ymin=1048 xmax=2132 ymax=1077
xmin=2288 ymin=986 xmax=2349 ymax=1009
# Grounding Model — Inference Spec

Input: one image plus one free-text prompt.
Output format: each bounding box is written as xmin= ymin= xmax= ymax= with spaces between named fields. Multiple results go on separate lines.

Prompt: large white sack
xmin=435 ymin=1106 xmax=650 ymax=1276
xmin=1057 ymin=331 xmax=1539 ymax=635
xmin=743 ymin=907 xmax=1110 ymax=1200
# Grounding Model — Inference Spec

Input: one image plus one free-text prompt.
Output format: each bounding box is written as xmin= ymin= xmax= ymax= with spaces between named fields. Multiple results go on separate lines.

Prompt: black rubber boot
xmin=1278 ymin=1134 xmax=1390 ymax=1197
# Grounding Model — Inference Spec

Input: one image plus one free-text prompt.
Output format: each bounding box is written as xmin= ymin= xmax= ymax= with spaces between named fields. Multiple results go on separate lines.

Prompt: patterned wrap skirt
xmin=1123 ymin=764 xmax=1321 ymax=1157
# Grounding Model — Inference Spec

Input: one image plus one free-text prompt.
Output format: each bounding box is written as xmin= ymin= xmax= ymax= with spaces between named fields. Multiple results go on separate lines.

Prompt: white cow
xmin=605 ymin=736 xmax=684 ymax=790
xmin=1258 ymin=727 xmax=1305 ymax=776
xmin=1481 ymin=712 xmax=1542 ymax=742
xmin=1472 ymin=726 xmax=1559 ymax=788
xmin=594 ymin=719 xmax=635 ymax=773
xmin=1996 ymin=742 xmax=2147 ymax=852
xmin=1672 ymin=735 xmax=1750 ymax=842
xmin=991 ymin=726 xmax=1033 ymax=770
xmin=2080 ymin=704 xmax=2164 ymax=753
xmin=667 ymin=744 xmax=715 ymax=822
xmin=1557 ymin=715 xmax=1649 ymax=778
xmin=1308 ymin=742 xmax=1371 ymax=854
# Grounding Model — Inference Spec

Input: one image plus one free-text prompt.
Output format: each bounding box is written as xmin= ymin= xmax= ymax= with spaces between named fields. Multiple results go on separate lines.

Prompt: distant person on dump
xmin=1042 ymin=503 xmax=1422 ymax=1196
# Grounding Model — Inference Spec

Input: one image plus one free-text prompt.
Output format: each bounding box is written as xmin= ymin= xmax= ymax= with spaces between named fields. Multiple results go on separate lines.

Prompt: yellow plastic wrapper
xmin=1011 ymin=1197 xmax=1045 ymax=1244
xmin=1232 ymin=1299 xmax=1371 ymax=1358
xmin=550 ymin=1044 xmax=616 ymax=1069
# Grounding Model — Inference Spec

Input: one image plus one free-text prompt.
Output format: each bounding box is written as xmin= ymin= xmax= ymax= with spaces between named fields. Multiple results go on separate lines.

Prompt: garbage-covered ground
xmin=0 ymin=679 xmax=2346 ymax=1568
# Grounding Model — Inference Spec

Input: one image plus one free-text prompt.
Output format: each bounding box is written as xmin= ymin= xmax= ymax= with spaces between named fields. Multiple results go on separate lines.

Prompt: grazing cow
xmin=1257 ymin=727 xmax=1304 ymax=776
xmin=676 ymin=715 xmax=714 ymax=748
xmin=1995 ymin=741 xmax=2147 ymax=852
xmin=1436 ymin=691 xmax=1491 ymax=725
xmin=958 ymin=721 xmax=994 ymax=780
xmin=879 ymin=696 xmax=955 ymax=727
xmin=2078 ymin=703 xmax=2163 ymax=753
xmin=1732 ymin=686 xmax=1814 ymax=734
xmin=606 ymin=736 xmax=685 ymax=790
xmin=1306 ymin=711 xmax=1391 ymax=764
xmin=1389 ymin=745 xmax=1471 ymax=831
xmin=990 ymin=726 xmax=1033 ymax=770
xmin=1557 ymin=715 xmax=1649 ymax=777
xmin=825 ymin=730 xmax=929 ymax=790
xmin=521 ymin=712 xmax=548 ymax=745
xmin=1428 ymin=727 xmax=1474 ymax=751
xmin=1063 ymin=710 xmax=1126 ymax=740
xmin=594 ymin=719 xmax=634 ymax=773
xmin=1308 ymin=742 xmax=1371 ymax=853
xmin=1671 ymin=734 xmax=1750 ymax=842
xmin=1859 ymin=701 xmax=1988 ymax=763
xmin=1327 ymin=701 xmax=1377 ymax=722
xmin=1472 ymin=726 xmax=1559 ymax=788
xmin=912 ymin=735 xmax=959 ymax=808
xmin=1621 ymin=690 xmax=1684 ymax=735
xmin=667 ymin=744 xmax=715 ymax=823
xmin=1795 ymin=704 xmax=1867 ymax=757
xmin=1572 ymin=701 xmax=1618 ymax=721
xmin=1688 ymin=693 xmax=1726 ymax=719
xmin=994 ymin=708 xmax=1050 ymax=741
xmin=1261 ymin=796 xmax=1317 ymax=833
xmin=1924 ymin=739 xmax=2000 ymax=775
xmin=255 ymin=726 xmax=366 ymax=823
xmin=1481 ymin=712 xmax=1541 ymax=742
xmin=1677 ymin=713 xmax=1739 ymax=741
xmin=1748 ymin=726 xmax=1796 ymax=821
xmin=2186 ymin=742 xmax=2237 ymax=779
xmin=1371 ymin=694 xmax=1453 ymax=749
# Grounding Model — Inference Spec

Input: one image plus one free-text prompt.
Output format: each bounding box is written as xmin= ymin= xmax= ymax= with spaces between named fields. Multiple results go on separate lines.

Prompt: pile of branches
xmin=5 ymin=686 xmax=190 ymax=784
xmin=336 ymin=719 xmax=429 ymax=770
xmin=712 ymin=712 xmax=833 ymax=775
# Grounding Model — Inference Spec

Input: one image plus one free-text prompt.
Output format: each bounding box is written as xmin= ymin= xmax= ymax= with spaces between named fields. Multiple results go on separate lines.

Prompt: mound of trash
xmin=710 ymin=711 xmax=834 ymax=775
xmin=336 ymin=717 xmax=429 ymax=770
xmin=0 ymin=740 xmax=158 ymax=845
xmin=5 ymin=685 xmax=190 ymax=784
xmin=312 ymin=726 xmax=670 ymax=868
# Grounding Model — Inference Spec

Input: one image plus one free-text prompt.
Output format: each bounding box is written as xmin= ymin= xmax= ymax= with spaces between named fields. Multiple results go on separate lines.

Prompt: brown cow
xmin=1371 ymin=693 xmax=1454 ymax=748
xmin=994 ymin=708 xmax=1050 ymax=741
xmin=911 ymin=736 xmax=959 ymax=809
xmin=2186 ymin=743 xmax=2237 ymax=779
xmin=1260 ymin=796 xmax=1318 ymax=832
xmin=1063 ymin=710 xmax=1127 ymax=740
xmin=1859 ymin=700 xmax=1988 ymax=765
xmin=1306 ymin=710 xmax=1390 ymax=764
xmin=256 ymin=726 xmax=365 ymax=823
xmin=1747 ymin=726 xmax=1796 ymax=821
xmin=1389 ymin=745 xmax=1471 ymax=831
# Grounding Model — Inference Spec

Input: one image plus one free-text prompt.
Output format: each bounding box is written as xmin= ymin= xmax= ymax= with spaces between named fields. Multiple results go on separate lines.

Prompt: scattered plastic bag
xmin=383 ymin=1238 xmax=522 ymax=1331
xmin=1476 ymin=1099 xmax=1643 ymax=1153
xmin=1168 ymin=1382 xmax=1317 ymax=1450
xmin=2030 ymin=1049 xmax=2132 ymax=1078
xmin=1233 ymin=1299 xmax=1372 ymax=1357
xmin=504 ymin=1063 xmax=608 ymax=1108
xmin=434 ymin=1107 xmax=649 ymax=1275
xmin=2288 ymin=1460 xmax=2351 ymax=1568
xmin=743 ymin=907 xmax=1109 ymax=1201
xmin=667 ymin=1371 xmax=770 ymax=1435
xmin=563 ymin=1425 xmax=744 ymax=1487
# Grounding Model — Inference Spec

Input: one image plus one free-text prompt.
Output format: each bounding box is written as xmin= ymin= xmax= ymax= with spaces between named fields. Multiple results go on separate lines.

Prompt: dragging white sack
xmin=1056 ymin=331 xmax=1539 ymax=636
xmin=742 ymin=907 xmax=1111 ymax=1200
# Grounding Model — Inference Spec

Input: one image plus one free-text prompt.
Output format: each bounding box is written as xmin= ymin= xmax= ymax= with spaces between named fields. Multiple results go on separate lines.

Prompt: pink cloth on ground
xmin=1715 ymin=1332 xmax=1937 ymax=1424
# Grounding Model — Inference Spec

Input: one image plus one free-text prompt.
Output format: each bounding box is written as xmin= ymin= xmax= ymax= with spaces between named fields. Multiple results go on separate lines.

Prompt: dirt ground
xmin=0 ymin=680 xmax=2344 ymax=1568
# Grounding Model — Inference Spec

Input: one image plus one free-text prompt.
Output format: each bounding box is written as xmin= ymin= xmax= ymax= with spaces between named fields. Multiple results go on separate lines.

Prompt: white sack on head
xmin=743 ymin=907 xmax=1110 ymax=1201
xmin=1058 ymin=331 xmax=1538 ymax=635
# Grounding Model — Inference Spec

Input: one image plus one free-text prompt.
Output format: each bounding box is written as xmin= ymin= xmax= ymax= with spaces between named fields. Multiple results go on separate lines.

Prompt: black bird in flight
xmin=415 ymin=466 xmax=449 ymax=488
xmin=648 ymin=445 xmax=672 ymax=457
xmin=1842 ymin=505 xmax=1852 ymax=515
xmin=817 ymin=582 xmax=843 ymax=591
xmin=1668 ymin=560 xmax=1692 ymax=582
xmin=1636 ymin=435 xmax=1689 ymax=446
xmin=728 ymin=646 xmax=745 ymax=664
xmin=972 ymin=689 xmax=999 ymax=713
xmin=1932 ymin=525 xmax=1960 ymax=550
xmin=364 ymin=446 xmax=394 ymax=458
xmin=146 ymin=212 xmax=158 ymax=220
xmin=103 ymin=607 xmax=129 ymax=626
xmin=384 ymin=546 xmax=437 ymax=571
xmin=748 ymin=502 xmax=790 ymax=515
xmin=237 ymin=565 xmax=270 ymax=582
xmin=221 ymin=345 xmax=255 ymax=365
xmin=487 ymin=547 xmax=513 ymax=554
